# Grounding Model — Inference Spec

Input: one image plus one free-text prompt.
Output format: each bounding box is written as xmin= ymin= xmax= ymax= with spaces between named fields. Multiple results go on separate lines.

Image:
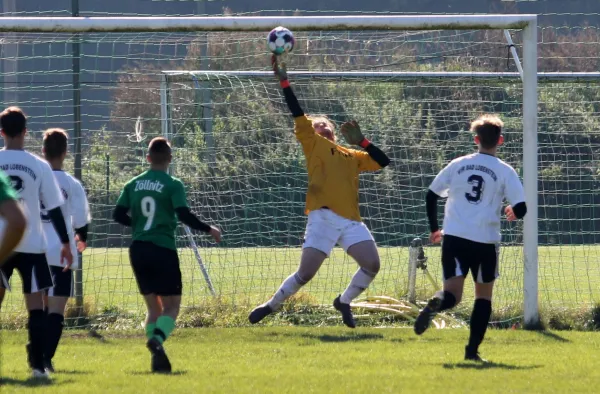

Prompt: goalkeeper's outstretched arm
xmin=272 ymin=55 xmax=304 ymax=118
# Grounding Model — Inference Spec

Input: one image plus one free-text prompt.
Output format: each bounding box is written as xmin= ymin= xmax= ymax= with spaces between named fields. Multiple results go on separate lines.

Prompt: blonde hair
xmin=470 ymin=114 xmax=504 ymax=149
xmin=308 ymin=115 xmax=336 ymax=141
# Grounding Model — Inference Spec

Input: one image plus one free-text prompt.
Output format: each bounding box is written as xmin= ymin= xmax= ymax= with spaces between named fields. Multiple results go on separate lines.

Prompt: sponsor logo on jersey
xmin=134 ymin=179 xmax=165 ymax=193
xmin=0 ymin=163 xmax=37 ymax=181
xmin=457 ymin=164 xmax=497 ymax=182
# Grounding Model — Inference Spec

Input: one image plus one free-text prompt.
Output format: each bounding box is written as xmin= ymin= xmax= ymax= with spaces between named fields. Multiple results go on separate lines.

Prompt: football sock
xmin=267 ymin=272 xmax=307 ymax=309
xmin=467 ymin=298 xmax=492 ymax=352
xmin=439 ymin=291 xmax=457 ymax=311
xmin=340 ymin=267 xmax=377 ymax=304
xmin=145 ymin=322 xmax=156 ymax=340
xmin=154 ymin=316 xmax=176 ymax=345
xmin=28 ymin=309 xmax=46 ymax=370
xmin=45 ymin=313 xmax=64 ymax=361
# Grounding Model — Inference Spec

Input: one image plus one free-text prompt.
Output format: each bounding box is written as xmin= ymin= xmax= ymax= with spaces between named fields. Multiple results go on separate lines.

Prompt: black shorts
xmin=47 ymin=266 xmax=74 ymax=298
xmin=0 ymin=253 xmax=53 ymax=294
xmin=129 ymin=241 xmax=182 ymax=296
xmin=441 ymin=235 xmax=499 ymax=284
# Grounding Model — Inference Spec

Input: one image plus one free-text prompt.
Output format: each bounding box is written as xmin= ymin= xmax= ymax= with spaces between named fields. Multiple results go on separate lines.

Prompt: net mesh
xmin=164 ymin=71 xmax=526 ymax=316
xmin=0 ymin=23 xmax=598 ymax=327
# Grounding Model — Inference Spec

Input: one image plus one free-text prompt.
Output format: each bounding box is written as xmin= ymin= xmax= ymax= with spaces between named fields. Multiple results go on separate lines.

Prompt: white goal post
xmin=0 ymin=15 xmax=539 ymax=327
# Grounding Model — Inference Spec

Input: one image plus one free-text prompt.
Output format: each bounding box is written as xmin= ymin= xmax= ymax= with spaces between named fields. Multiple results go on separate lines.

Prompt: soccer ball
xmin=267 ymin=26 xmax=295 ymax=55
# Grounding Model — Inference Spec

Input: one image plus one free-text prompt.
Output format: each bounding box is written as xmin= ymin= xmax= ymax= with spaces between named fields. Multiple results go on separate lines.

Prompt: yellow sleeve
xmin=294 ymin=115 xmax=316 ymax=150
xmin=351 ymin=149 xmax=382 ymax=172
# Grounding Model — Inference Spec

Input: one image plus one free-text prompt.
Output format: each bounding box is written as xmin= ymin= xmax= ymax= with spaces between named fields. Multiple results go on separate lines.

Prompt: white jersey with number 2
xmin=42 ymin=170 xmax=91 ymax=269
xmin=0 ymin=150 xmax=64 ymax=253
xmin=429 ymin=152 xmax=525 ymax=244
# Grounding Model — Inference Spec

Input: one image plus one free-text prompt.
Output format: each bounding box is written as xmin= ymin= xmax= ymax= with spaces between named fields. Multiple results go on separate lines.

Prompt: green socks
xmin=145 ymin=322 xmax=156 ymax=340
xmin=154 ymin=316 xmax=176 ymax=344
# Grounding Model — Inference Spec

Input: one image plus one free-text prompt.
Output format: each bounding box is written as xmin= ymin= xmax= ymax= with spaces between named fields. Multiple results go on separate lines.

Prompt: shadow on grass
xmin=54 ymin=370 xmax=91 ymax=375
xmin=536 ymin=330 xmax=570 ymax=343
xmin=0 ymin=377 xmax=74 ymax=387
xmin=126 ymin=370 xmax=188 ymax=376
xmin=298 ymin=333 xmax=384 ymax=343
xmin=443 ymin=362 xmax=542 ymax=371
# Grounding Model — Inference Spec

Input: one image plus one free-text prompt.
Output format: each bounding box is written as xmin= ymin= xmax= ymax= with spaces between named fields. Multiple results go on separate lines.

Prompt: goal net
xmin=0 ymin=15 xmax=543 ymax=329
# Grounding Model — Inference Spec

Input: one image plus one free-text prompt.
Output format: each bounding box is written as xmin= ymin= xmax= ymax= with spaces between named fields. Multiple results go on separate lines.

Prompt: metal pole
xmin=0 ymin=15 xmax=538 ymax=32
xmin=105 ymin=154 xmax=110 ymax=215
xmin=522 ymin=18 xmax=539 ymax=329
xmin=2 ymin=0 xmax=17 ymax=117
xmin=72 ymin=0 xmax=84 ymax=323
xmin=197 ymin=0 xmax=214 ymax=164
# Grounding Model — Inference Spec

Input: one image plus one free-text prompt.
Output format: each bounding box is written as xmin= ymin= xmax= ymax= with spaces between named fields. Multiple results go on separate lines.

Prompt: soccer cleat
xmin=465 ymin=346 xmax=488 ymax=363
xmin=147 ymin=337 xmax=172 ymax=373
xmin=414 ymin=297 xmax=442 ymax=335
xmin=248 ymin=303 xmax=273 ymax=324
xmin=32 ymin=368 xmax=51 ymax=380
xmin=333 ymin=295 xmax=356 ymax=328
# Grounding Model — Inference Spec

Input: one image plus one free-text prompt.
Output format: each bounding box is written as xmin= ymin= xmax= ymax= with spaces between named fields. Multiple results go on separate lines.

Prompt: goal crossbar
xmin=0 ymin=15 xmax=536 ymax=32
xmin=162 ymin=70 xmax=599 ymax=82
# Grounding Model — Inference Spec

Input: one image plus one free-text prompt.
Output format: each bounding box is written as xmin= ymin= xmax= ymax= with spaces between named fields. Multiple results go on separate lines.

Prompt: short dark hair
xmin=148 ymin=137 xmax=172 ymax=165
xmin=0 ymin=107 xmax=27 ymax=138
xmin=470 ymin=114 xmax=503 ymax=149
xmin=43 ymin=128 xmax=68 ymax=160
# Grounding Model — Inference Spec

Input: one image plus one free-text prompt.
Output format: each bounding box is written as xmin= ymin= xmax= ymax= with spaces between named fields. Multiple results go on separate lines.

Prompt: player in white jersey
xmin=0 ymin=107 xmax=74 ymax=379
xmin=40 ymin=128 xmax=91 ymax=373
xmin=414 ymin=114 xmax=527 ymax=362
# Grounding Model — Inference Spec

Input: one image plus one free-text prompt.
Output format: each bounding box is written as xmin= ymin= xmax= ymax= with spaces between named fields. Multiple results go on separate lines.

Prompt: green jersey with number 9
xmin=116 ymin=170 xmax=188 ymax=250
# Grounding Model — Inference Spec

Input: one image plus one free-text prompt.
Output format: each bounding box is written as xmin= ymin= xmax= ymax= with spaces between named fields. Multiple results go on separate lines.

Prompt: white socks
xmin=340 ymin=267 xmax=377 ymax=304
xmin=267 ymin=272 xmax=307 ymax=310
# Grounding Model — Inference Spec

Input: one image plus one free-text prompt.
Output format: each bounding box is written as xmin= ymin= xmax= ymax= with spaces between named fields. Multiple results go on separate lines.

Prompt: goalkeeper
xmin=249 ymin=56 xmax=390 ymax=328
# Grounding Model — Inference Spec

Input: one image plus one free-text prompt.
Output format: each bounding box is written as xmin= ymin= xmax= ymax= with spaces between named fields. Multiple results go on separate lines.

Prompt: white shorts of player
xmin=303 ymin=208 xmax=375 ymax=257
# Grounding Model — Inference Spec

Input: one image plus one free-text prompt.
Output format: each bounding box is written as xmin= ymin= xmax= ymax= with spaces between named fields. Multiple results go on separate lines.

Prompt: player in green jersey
xmin=0 ymin=169 xmax=26 ymax=268
xmin=113 ymin=137 xmax=221 ymax=373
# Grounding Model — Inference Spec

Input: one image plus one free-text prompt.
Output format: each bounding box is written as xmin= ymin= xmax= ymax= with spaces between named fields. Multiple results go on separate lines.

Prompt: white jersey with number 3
xmin=429 ymin=153 xmax=525 ymax=244
xmin=42 ymin=170 xmax=91 ymax=269
xmin=0 ymin=150 xmax=64 ymax=253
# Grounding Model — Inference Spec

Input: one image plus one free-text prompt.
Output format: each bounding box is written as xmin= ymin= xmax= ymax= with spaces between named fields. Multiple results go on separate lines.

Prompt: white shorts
xmin=303 ymin=209 xmax=375 ymax=256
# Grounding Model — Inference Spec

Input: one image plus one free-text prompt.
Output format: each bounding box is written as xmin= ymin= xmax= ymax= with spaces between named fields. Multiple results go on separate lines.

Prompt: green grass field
xmin=2 ymin=328 xmax=600 ymax=393
xmin=2 ymin=245 xmax=600 ymax=326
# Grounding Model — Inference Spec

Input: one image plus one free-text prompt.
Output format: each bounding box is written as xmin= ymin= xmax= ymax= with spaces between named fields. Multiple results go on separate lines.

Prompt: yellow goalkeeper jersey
xmin=294 ymin=115 xmax=381 ymax=222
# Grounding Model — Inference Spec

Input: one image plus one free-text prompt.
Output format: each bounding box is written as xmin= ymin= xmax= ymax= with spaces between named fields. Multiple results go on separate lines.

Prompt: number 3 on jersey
xmin=466 ymin=174 xmax=484 ymax=204
xmin=141 ymin=196 xmax=156 ymax=231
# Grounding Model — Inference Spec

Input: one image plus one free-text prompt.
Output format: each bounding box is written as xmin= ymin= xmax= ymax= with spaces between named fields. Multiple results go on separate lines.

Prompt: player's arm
xmin=72 ymin=180 xmax=92 ymax=252
xmin=0 ymin=199 xmax=26 ymax=266
xmin=0 ymin=174 xmax=26 ymax=266
xmin=172 ymin=180 xmax=221 ymax=242
xmin=504 ymin=167 xmax=527 ymax=222
xmin=426 ymin=189 xmax=442 ymax=233
xmin=341 ymin=121 xmax=390 ymax=170
xmin=272 ymin=55 xmax=318 ymax=148
xmin=113 ymin=185 xmax=132 ymax=227
xmin=40 ymin=162 xmax=73 ymax=269
xmin=426 ymin=162 xmax=453 ymax=244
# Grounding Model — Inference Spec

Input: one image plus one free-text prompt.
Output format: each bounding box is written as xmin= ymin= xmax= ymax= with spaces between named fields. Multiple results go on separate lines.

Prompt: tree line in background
xmin=84 ymin=27 xmax=600 ymax=247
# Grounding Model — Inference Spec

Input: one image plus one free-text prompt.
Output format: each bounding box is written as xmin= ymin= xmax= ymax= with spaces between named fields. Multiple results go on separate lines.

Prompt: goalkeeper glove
xmin=271 ymin=54 xmax=288 ymax=83
xmin=340 ymin=120 xmax=369 ymax=147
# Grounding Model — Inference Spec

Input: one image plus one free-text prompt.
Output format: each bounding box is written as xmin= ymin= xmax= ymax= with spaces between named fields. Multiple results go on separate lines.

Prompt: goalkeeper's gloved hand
xmin=271 ymin=54 xmax=288 ymax=82
xmin=340 ymin=120 xmax=367 ymax=146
